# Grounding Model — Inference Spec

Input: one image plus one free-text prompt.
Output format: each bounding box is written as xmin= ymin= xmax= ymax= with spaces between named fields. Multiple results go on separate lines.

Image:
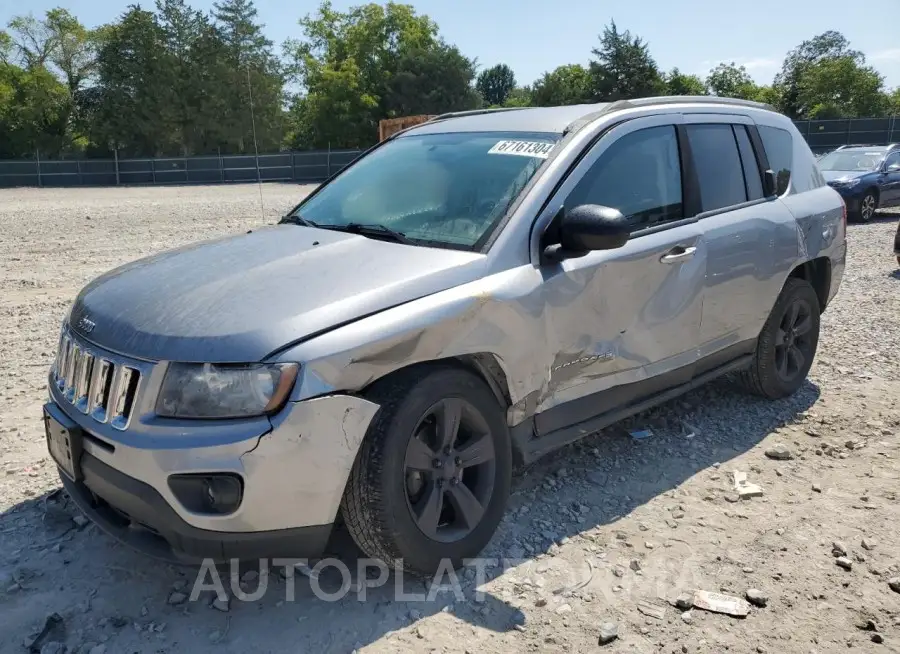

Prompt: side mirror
xmin=763 ymin=169 xmax=777 ymax=197
xmin=544 ymin=204 xmax=630 ymax=262
xmin=886 ymin=163 xmax=900 ymax=173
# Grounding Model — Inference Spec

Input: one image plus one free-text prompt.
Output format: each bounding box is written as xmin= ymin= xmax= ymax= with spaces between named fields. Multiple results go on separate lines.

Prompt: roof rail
xmin=560 ymin=95 xmax=778 ymax=137
xmin=427 ymin=106 xmax=532 ymax=124
xmin=837 ymin=143 xmax=897 ymax=150
xmin=608 ymin=95 xmax=777 ymax=113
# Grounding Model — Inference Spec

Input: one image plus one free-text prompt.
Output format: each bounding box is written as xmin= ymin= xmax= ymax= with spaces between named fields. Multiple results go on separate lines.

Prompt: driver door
xmin=530 ymin=114 xmax=707 ymax=436
xmin=881 ymin=151 xmax=900 ymax=206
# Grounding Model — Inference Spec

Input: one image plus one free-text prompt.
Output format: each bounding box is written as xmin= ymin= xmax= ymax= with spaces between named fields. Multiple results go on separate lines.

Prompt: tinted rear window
xmin=686 ymin=124 xmax=747 ymax=212
xmin=733 ymin=125 xmax=764 ymax=201
xmin=758 ymin=126 xmax=793 ymax=195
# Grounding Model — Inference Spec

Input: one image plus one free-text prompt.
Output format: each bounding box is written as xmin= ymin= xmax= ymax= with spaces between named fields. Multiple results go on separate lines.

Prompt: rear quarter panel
xmin=753 ymin=112 xmax=846 ymax=307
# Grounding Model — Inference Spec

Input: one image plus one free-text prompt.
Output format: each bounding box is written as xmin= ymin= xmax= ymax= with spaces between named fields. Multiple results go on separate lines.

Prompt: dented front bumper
xmin=47 ymin=392 xmax=380 ymax=564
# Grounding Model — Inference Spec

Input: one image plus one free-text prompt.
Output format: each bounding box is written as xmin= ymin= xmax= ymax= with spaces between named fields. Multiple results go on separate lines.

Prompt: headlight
xmin=840 ymin=178 xmax=861 ymax=187
xmin=156 ymin=363 xmax=299 ymax=419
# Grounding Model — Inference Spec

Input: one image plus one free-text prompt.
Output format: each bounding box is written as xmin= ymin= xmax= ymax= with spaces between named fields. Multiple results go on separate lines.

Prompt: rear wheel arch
xmin=788 ymin=257 xmax=831 ymax=313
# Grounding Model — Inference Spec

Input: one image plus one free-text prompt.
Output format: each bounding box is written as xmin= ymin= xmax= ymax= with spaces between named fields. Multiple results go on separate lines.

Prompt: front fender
xmin=269 ymin=266 xmax=547 ymax=425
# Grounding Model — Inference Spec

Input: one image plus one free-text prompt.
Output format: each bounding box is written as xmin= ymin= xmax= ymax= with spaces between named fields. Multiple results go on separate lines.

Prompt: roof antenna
xmin=247 ymin=64 xmax=265 ymax=222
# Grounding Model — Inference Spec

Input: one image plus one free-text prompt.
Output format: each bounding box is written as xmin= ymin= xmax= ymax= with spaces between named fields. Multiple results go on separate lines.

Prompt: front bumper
xmin=46 ymin=385 xmax=380 ymax=563
xmin=61 ymin=453 xmax=333 ymax=563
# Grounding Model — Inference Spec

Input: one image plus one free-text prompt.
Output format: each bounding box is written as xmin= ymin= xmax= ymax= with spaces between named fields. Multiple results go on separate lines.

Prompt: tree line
xmin=2 ymin=0 xmax=899 ymax=159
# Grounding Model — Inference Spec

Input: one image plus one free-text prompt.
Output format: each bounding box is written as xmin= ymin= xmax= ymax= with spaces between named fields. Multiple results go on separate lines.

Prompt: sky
xmin=2 ymin=0 xmax=898 ymax=89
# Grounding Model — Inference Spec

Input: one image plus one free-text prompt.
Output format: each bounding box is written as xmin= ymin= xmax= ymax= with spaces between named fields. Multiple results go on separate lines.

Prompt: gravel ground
xmin=1 ymin=185 xmax=899 ymax=654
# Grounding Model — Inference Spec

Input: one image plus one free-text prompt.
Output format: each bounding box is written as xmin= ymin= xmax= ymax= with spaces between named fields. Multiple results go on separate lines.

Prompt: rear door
xmin=687 ymin=115 xmax=798 ymax=366
xmin=530 ymin=114 xmax=707 ymax=435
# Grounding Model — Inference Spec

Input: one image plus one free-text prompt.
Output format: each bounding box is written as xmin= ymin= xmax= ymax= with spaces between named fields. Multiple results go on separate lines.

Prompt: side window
xmin=758 ymin=125 xmax=793 ymax=195
xmin=686 ymin=124 xmax=747 ymax=212
xmin=733 ymin=125 xmax=764 ymax=201
xmin=885 ymin=152 xmax=900 ymax=169
xmin=565 ymin=125 xmax=683 ymax=231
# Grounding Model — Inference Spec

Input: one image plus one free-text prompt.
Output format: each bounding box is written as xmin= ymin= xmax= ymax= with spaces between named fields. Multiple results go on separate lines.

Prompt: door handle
xmin=660 ymin=246 xmax=697 ymax=264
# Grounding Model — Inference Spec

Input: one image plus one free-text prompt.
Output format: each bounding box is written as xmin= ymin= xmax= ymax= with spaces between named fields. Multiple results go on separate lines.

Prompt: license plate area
xmin=44 ymin=405 xmax=84 ymax=482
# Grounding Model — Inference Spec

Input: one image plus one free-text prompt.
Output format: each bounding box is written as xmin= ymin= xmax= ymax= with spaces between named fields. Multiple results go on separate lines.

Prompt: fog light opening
xmin=203 ymin=476 xmax=242 ymax=512
xmin=168 ymin=473 xmax=244 ymax=515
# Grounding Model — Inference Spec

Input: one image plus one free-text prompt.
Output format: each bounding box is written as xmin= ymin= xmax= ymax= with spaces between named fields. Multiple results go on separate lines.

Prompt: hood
xmin=68 ymin=225 xmax=486 ymax=362
xmin=822 ymin=170 xmax=869 ymax=183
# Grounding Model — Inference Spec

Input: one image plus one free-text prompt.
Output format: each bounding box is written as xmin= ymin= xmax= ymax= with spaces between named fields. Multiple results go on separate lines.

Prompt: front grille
xmin=54 ymin=331 xmax=141 ymax=430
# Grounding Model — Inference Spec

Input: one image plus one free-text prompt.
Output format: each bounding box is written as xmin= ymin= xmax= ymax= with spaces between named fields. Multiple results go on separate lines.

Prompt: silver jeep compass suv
xmin=44 ymin=97 xmax=846 ymax=575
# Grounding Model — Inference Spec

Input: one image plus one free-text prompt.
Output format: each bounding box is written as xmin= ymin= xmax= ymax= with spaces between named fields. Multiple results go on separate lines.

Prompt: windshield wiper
xmin=278 ymin=216 xmax=415 ymax=245
xmin=278 ymin=214 xmax=319 ymax=228
xmin=337 ymin=223 xmax=416 ymax=245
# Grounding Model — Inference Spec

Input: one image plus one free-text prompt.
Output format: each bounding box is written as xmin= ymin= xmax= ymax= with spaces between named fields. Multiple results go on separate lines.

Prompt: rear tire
xmin=342 ymin=366 xmax=512 ymax=576
xmin=739 ymin=277 xmax=820 ymax=399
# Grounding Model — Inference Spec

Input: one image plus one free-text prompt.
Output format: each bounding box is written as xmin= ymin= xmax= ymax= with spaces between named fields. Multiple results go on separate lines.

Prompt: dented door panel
xmin=530 ymin=223 xmax=705 ymax=428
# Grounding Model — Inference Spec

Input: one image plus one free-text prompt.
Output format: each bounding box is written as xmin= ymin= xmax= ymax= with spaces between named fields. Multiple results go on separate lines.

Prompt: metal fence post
xmin=151 ymin=158 xmax=156 ymax=184
xmin=327 ymin=142 xmax=331 ymax=178
xmin=218 ymin=148 xmax=224 ymax=184
xmin=77 ymin=159 xmax=82 ymax=186
xmin=36 ymin=149 xmax=42 ymax=188
xmin=114 ymin=149 xmax=120 ymax=186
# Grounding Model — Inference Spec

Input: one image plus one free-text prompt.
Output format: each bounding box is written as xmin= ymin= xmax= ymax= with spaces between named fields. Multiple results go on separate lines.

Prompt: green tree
xmin=94 ymin=6 xmax=173 ymax=156
xmin=889 ymin=88 xmax=900 ymax=115
xmin=502 ymin=86 xmax=532 ymax=107
xmin=212 ymin=0 xmax=284 ymax=153
xmin=705 ymin=62 xmax=759 ymax=99
xmin=663 ymin=68 xmax=706 ymax=96
xmin=155 ymin=0 xmax=209 ymax=154
xmin=0 ymin=31 xmax=13 ymax=64
xmin=476 ymin=63 xmax=515 ymax=107
xmin=44 ymin=9 xmax=97 ymax=95
xmin=0 ymin=61 xmax=70 ymax=157
xmin=286 ymin=1 xmax=475 ymax=148
xmin=6 ymin=13 xmax=55 ymax=68
xmin=774 ymin=31 xmax=862 ymax=118
xmin=588 ymin=21 xmax=664 ymax=101
xmin=531 ymin=64 xmax=592 ymax=106
xmin=386 ymin=43 xmax=480 ymax=116
xmin=797 ymin=56 xmax=889 ymax=119
xmin=752 ymin=85 xmax=782 ymax=106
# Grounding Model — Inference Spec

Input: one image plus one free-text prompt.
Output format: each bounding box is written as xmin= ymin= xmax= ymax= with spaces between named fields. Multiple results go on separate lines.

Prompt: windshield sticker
xmin=488 ymin=140 xmax=555 ymax=159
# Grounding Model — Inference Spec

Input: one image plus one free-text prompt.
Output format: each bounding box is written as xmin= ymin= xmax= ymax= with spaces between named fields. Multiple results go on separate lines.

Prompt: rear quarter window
xmin=757 ymin=126 xmax=793 ymax=195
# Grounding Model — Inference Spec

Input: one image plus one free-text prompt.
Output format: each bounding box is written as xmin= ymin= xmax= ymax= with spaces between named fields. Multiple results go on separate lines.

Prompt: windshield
xmin=292 ymin=131 xmax=560 ymax=250
xmin=818 ymin=150 xmax=884 ymax=172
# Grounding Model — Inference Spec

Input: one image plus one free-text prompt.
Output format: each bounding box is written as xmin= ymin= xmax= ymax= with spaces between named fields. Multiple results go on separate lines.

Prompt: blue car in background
xmin=819 ymin=144 xmax=900 ymax=222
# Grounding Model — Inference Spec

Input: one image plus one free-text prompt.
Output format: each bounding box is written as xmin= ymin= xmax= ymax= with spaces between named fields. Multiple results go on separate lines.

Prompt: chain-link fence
xmin=0 ymin=149 xmax=363 ymax=188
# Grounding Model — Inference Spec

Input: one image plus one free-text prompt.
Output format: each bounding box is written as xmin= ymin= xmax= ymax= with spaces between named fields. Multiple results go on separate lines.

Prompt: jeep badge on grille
xmin=77 ymin=316 xmax=96 ymax=333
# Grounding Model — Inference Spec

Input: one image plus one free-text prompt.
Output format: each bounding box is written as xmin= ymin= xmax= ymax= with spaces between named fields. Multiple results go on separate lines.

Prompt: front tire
xmin=342 ymin=366 xmax=512 ymax=576
xmin=856 ymin=191 xmax=877 ymax=222
xmin=739 ymin=277 xmax=821 ymax=399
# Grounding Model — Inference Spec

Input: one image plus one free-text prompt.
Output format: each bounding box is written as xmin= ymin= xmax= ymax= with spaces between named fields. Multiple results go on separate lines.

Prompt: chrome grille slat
xmin=64 ymin=345 xmax=80 ymax=402
xmin=52 ymin=328 xmax=141 ymax=431
xmin=110 ymin=366 xmax=138 ymax=430
xmin=88 ymin=359 xmax=113 ymax=422
xmin=74 ymin=351 xmax=95 ymax=413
